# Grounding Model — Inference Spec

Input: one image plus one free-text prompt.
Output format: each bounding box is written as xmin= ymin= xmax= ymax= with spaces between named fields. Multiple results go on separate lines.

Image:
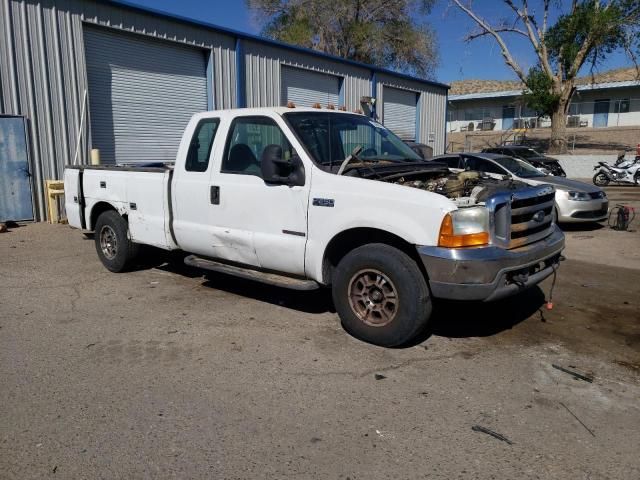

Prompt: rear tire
xmin=332 ymin=243 xmax=431 ymax=347
xmin=593 ymin=172 xmax=609 ymax=187
xmin=94 ymin=210 xmax=139 ymax=272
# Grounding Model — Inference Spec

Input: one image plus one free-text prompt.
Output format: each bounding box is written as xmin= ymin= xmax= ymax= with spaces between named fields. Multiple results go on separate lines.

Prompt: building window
xmin=463 ymin=107 xmax=493 ymax=121
xmin=568 ymin=103 xmax=580 ymax=116
xmin=614 ymin=99 xmax=630 ymax=114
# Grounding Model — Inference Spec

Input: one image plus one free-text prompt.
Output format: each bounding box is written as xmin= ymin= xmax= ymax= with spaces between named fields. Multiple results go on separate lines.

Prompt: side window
xmin=439 ymin=156 xmax=461 ymax=168
xmin=469 ymin=158 xmax=505 ymax=175
xmin=185 ymin=118 xmax=219 ymax=172
xmin=222 ymin=116 xmax=293 ymax=177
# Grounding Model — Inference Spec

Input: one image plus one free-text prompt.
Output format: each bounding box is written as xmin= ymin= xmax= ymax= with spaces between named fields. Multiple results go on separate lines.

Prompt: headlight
xmin=438 ymin=207 xmax=489 ymax=248
xmin=567 ymin=191 xmax=591 ymax=201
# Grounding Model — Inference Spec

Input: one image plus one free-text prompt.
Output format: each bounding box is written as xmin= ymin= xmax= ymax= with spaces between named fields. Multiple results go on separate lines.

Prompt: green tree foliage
xmin=523 ymin=67 xmax=560 ymax=118
xmin=453 ymin=0 xmax=640 ymax=153
xmin=246 ymin=0 xmax=438 ymax=78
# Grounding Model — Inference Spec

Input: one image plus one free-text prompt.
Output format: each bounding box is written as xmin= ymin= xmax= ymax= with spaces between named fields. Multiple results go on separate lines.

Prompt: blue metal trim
xmin=235 ymin=37 xmax=246 ymax=108
xmin=104 ymin=0 xmax=449 ymax=91
xmin=370 ymin=71 xmax=377 ymax=119
xmin=206 ymin=50 xmax=214 ymax=110
xmin=444 ymin=91 xmax=449 ymax=153
xmin=415 ymin=92 xmax=421 ymax=142
xmin=338 ymin=77 xmax=345 ymax=107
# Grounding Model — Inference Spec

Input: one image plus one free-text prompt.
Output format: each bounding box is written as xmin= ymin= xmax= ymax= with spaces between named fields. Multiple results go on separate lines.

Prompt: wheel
xmin=593 ymin=172 xmax=609 ymax=187
xmin=94 ymin=210 xmax=139 ymax=272
xmin=635 ymin=172 xmax=639 ymax=185
xmin=332 ymin=243 xmax=432 ymax=347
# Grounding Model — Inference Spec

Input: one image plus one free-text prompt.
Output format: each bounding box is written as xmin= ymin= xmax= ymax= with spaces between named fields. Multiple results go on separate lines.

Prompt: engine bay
xmin=389 ymin=170 xmax=528 ymax=207
xmin=343 ymin=162 xmax=528 ymax=207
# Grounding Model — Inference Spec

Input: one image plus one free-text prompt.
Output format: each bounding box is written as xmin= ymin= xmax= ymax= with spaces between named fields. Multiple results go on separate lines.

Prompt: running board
xmin=184 ymin=255 xmax=320 ymax=291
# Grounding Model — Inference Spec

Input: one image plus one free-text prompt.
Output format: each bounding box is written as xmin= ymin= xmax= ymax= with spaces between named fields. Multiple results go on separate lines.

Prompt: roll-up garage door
xmin=281 ymin=66 xmax=340 ymax=108
xmin=84 ymin=27 xmax=208 ymax=164
xmin=383 ymin=87 xmax=418 ymax=141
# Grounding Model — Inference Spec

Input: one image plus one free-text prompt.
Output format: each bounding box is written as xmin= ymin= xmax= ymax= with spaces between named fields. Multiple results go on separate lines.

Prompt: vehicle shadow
xmin=134 ymin=248 xmax=336 ymax=314
xmin=559 ymin=222 xmax=606 ymax=232
xmin=122 ymin=248 xmax=546 ymax=341
xmin=200 ymin=274 xmax=335 ymax=315
xmin=427 ymin=287 xmax=545 ymax=339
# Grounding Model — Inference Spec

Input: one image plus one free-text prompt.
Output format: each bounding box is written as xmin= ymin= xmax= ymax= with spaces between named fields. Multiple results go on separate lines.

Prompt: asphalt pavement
xmin=1 ymin=185 xmax=639 ymax=479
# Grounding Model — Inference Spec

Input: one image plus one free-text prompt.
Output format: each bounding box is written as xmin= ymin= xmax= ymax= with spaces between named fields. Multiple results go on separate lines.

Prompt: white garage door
xmin=281 ymin=66 xmax=340 ymax=108
xmin=383 ymin=87 xmax=418 ymax=141
xmin=84 ymin=27 xmax=208 ymax=164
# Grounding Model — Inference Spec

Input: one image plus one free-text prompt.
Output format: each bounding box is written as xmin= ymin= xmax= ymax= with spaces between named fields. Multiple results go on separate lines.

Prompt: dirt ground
xmin=1 ymin=185 xmax=639 ymax=479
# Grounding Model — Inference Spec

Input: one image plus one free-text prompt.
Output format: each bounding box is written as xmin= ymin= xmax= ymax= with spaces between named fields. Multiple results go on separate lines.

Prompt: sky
xmin=123 ymin=0 xmax=633 ymax=84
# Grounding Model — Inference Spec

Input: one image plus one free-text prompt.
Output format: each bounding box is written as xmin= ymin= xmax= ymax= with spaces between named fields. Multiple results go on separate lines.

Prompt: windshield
xmin=492 ymin=156 xmax=547 ymax=178
xmin=515 ymin=148 xmax=543 ymax=159
xmin=284 ymin=112 xmax=422 ymax=166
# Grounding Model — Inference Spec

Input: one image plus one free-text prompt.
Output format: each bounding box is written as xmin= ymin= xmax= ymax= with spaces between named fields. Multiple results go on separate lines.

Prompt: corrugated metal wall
xmin=1 ymin=0 xmax=447 ymax=221
xmin=244 ymin=40 xmax=372 ymax=111
xmin=377 ymin=73 xmax=447 ymax=155
xmin=0 ymin=0 xmax=236 ymax=220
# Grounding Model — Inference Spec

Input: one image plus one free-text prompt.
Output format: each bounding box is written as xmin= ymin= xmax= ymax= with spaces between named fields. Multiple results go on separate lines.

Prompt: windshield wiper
xmin=337 ymin=146 xmax=363 ymax=175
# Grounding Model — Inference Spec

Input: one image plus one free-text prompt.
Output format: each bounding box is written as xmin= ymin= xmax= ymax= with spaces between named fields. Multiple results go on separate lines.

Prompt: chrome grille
xmin=509 ymin=190 xmax=554 ymax=248
xmin=486 ymin=186 xmax=556 ymax=249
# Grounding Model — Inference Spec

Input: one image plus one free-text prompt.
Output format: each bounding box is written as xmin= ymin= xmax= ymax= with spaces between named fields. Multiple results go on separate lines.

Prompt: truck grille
xmin=510 ymin=191 xmax=555 ymax=247
xmin=488 ymin=186 xmax=556 ymax=249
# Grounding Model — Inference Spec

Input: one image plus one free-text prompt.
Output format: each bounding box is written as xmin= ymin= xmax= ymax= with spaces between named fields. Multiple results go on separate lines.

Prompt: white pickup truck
xmin=65 ymin=107 xmax=564 ymax=346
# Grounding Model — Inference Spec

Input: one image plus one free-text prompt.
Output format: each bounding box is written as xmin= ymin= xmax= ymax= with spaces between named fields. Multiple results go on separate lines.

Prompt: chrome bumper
xmin=417 ymin=226 xmax=565 ymax=302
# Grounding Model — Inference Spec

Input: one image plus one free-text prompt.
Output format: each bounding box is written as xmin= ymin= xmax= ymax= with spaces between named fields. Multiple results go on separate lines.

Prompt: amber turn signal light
xmin=438 ymin=213 xmax=489 ymax=248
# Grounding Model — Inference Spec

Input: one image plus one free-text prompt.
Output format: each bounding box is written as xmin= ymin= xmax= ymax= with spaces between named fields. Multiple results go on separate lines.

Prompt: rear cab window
xmin=185 ymin=118 xmax=220 ymax=172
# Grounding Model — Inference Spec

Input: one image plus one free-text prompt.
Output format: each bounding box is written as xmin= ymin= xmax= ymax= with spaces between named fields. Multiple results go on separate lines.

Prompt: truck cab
xmin=65 ymin=107 xmax=565 ymax=347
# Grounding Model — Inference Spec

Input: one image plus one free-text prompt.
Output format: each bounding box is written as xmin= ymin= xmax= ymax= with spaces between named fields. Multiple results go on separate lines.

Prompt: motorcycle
xmin=593 ymin=152 xmax=640 ymax=186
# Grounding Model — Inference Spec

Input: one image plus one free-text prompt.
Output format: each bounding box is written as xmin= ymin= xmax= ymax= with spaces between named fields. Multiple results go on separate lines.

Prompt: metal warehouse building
xmin=0 ymin=0 xmax=449 ymax=221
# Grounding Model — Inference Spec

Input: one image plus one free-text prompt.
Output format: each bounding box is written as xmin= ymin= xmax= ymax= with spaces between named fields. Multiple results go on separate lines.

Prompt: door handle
xmin=210 ymin=185 xmax=220 ymax=205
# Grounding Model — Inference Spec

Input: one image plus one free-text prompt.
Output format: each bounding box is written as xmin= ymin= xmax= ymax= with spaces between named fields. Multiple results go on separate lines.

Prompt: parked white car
xmin=434 ymin=152 xmax=608 ymax=223
xmin=65 ymin=108 xmax=564 ymax=346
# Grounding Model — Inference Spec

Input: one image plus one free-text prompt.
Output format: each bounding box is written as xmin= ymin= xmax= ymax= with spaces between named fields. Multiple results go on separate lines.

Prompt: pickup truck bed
xmin=65 ymin=164 xmax=176 ymax=251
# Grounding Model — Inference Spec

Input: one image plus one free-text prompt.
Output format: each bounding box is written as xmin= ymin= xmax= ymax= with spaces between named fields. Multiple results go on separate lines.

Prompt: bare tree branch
xmin=451 ymin=0 xmax=527 ymax=83
xmin=465 ymin=26 xmax=528 ymax=41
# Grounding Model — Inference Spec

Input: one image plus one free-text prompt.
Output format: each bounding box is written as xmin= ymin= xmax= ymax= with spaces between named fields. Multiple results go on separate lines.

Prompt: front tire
xmin=634 ymin=172 xmax=639 ymax=185
xmin=332 ymin=243 xmax=432 ymax=347
xmin=593 ymin=172 xmax=610 ymax=187
xmin=94 ymin=210 xmax=139 ymax=272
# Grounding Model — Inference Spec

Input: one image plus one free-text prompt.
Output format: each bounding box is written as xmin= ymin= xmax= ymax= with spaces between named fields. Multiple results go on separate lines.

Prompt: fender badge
xmin=313 ymin=198 xmax=335 ymax=207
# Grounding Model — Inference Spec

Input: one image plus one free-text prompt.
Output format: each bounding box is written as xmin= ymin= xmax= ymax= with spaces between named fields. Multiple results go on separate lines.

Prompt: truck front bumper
xmin=417 ymin=226 xmax=565 ymax=302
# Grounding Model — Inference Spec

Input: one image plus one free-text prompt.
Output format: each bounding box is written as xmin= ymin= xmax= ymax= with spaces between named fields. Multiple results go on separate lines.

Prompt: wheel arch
xmin=321 ymin=227 xmax=427 ymax=285
xmin=89 ymin=201 xmax=127 ymax=231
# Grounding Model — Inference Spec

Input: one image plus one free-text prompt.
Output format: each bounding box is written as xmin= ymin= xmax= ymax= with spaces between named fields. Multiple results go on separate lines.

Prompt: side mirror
xmin=261 ymin=145 xmax=305 ymax=186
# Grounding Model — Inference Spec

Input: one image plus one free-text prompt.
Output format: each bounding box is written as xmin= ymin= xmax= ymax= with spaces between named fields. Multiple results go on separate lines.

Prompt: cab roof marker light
xmin=286 ymin=101 xmax=296 ymax=108
xmin=312 ymin=103 xmax=322 ymax=109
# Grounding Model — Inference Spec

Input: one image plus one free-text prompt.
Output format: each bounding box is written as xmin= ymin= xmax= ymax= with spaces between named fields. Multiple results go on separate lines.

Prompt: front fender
xmin=305 ymin=170 xmax=455 ymax=281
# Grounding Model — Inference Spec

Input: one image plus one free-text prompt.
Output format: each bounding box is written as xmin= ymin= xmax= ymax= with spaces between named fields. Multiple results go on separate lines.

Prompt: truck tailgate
xmin=63 ymin=168 xmax=82 ymax=229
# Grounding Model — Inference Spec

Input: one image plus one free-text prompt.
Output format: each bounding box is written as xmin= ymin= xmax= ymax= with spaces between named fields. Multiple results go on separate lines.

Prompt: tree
xmin=452 ymin=0 xmax=640 ymax=153
xmin=246 ymin=0 xmax=439 ymax=78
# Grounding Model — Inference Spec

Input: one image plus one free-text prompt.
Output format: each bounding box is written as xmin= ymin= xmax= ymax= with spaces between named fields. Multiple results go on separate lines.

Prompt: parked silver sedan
xmin=433 ymin=153 xmax=609 ymax=223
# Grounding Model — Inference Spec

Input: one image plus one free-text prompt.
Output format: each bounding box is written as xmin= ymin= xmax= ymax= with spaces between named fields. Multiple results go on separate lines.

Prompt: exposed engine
xmin=342 ymin=161 xmax=529 ymax=208
xmin=387 ymin=170 xmax=528 ymax=207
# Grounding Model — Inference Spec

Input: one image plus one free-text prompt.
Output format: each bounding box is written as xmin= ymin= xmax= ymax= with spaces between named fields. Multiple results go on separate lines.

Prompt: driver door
xmin=208 ymin=115 xmax=310 ymax=276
